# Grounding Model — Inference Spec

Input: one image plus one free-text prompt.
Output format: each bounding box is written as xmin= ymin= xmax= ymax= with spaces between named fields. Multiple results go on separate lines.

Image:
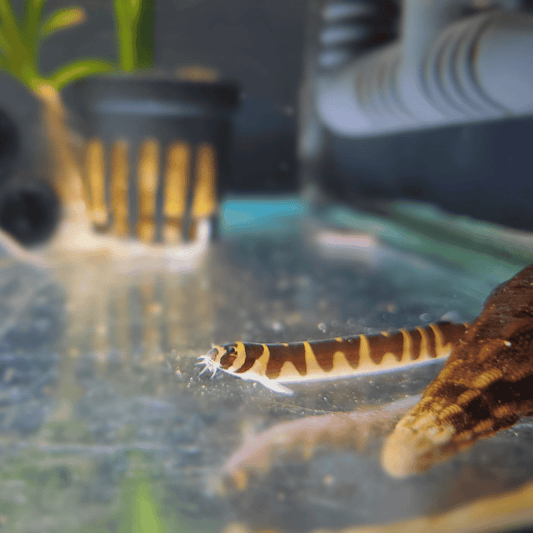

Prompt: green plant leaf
xmin=23 ymin=0 xmax=46 ymax=41
xmin=135 ymin=0 xmax=155 ymax=69
xmin=47 ymin=58 xmax=114 ymax=90
xmin=0 ymin=10 xmax=36 ymax=91
xmin=0 ymin=0 xmax=112 ymax=93
xmin=0 ymin=26 xmax=11 ymax=54
xmin=115 ymin=0 xmax=136 ymax=23
xmin=129 ymin=0 xmax=142 ymax=17
xmin=40 ymin=7 xmax=86 ymax=38
xmin=0 ymin=0 xmax=20 ymax=35
xmin=118 ymin=452 xmax=167 ymax=533
xmin=113 ymin=0 xmax=136 ymax=71
xmin=113 ymin=0 xmax=155 ymax=71
xmin=0 ymin=0 xmax=29 ymax=63
xmin=28 ymin=0 xmax=47 ymax=17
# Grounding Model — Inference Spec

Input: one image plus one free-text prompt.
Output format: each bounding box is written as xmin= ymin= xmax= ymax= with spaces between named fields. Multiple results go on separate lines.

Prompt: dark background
xmin=0 ymin=0 xmax=306 ymax=193
xmin=3 ymin=1 xmax=533 ymax=231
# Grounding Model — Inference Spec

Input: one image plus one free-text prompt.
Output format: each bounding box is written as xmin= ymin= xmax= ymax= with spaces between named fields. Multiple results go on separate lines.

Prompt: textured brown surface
xmin=382 ymin=263 xmax=533 ymax=478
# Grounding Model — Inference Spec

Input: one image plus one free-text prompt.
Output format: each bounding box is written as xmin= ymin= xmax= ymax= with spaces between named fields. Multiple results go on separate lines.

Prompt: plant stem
xmin=135 ymin=0 xmax=155 ymax=69
xmin=113 ymin=0 xmax=155 ymax=72
xmin=114 ymin=0 xmax=137 ymax=71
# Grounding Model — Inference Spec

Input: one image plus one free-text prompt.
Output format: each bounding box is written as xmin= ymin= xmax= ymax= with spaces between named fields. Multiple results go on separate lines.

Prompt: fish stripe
xmin=305 ymin=338 xmax=336 ymax=372
xmin=367 ymin=330 xmax=405 ymax=365
xmin=234 ymin=342 xmax=264 ymax=373
xmin=220 ymin=350 xmax=237 ymax=369
xmin=409 ymin=329 xmax=422 ymax=361
xmin=432 ymin=322 xmax=469 ymax=354
xmin=423 ymin=325 xmax=437 ymax=358
xmin=343 ymin=337 xmax=361 ymax=368
xmin=429 ymin=323 xmax=445 ymax=357
xmin=359 ymin=334 xmax=371 ymax=366
xmin=416 ymin=326 xmax=432 ymax=359
xmin=265 ymin=342 xmax=306 ymax=379
xmin=303 ymin=341 xmax=327 ymax=376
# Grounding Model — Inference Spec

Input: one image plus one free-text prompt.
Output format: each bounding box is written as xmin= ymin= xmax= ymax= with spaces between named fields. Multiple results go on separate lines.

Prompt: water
xmin=0 ymin=203 xmax=529 ymax=533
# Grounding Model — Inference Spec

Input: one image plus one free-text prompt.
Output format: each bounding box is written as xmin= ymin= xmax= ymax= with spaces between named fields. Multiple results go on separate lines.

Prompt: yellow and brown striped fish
xmin=198 ymin=322 xmax=469 ymax=395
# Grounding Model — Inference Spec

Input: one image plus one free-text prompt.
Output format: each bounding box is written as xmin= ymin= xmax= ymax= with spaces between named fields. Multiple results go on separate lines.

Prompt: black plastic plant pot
xmin=0 ymin=177 xmax=60 ymax=247
xmin=73 ymin=75 xmax=240 ymax=243
xmin=0 ymin=108 xmax=20 ymax=184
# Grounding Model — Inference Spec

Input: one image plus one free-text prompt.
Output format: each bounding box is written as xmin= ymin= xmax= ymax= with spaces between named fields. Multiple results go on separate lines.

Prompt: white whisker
xmin=199 ymin=366 xmax=212 ymax=377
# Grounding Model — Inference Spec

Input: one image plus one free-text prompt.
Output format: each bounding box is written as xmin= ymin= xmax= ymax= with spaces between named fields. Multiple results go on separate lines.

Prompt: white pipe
xmin=316 ymin=11 xmax=533 ymax=137
xmin=475 ymin=14 xmax=533 ymax=114
xmin=398 ymin=0 xmax=467 ymax=120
